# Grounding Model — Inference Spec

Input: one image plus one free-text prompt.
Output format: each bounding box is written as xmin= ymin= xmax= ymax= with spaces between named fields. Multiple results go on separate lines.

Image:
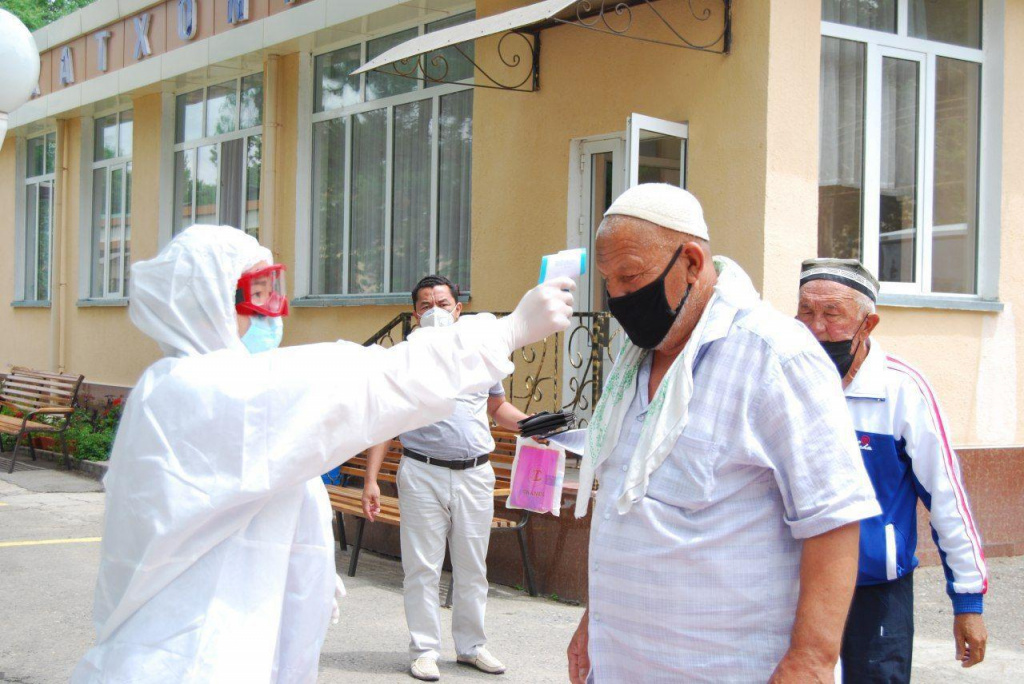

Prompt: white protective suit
xmin=72 ymin=226 xmax=546 ymax=683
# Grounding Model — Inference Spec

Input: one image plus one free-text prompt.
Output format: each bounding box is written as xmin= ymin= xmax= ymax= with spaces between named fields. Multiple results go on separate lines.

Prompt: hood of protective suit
xmin=129 ymin=225 xmax=273 ymax=357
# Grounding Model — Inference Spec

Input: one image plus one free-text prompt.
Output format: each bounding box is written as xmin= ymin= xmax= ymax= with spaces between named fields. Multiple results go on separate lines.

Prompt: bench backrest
xmin=0 ymin=367 xmax=84 ymax=414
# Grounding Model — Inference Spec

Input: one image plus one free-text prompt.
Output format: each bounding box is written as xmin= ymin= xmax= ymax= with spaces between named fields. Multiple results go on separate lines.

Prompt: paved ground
xmin=1 ymin=459 xmax=1021 ymax=683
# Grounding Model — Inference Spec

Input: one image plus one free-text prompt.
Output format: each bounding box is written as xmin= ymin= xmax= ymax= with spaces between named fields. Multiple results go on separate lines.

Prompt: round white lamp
xmin=0 ymin=9 xmax=41 ymax=151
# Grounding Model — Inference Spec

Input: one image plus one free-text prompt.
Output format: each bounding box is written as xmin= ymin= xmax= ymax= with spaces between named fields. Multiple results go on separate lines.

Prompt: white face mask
xmin=419 ymin=306 xmax=456 ymax=328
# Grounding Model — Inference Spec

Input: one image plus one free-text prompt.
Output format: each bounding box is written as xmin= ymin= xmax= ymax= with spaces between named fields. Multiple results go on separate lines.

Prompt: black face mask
xmin=607 ymin=247 xmax=691 ymax=350
xmin=819 ymin=318 xmax=867 ymax=378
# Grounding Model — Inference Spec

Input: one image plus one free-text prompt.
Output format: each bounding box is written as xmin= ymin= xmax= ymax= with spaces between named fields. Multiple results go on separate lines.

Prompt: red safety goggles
xmin=236 ymin=264 xmax=289 ymax=317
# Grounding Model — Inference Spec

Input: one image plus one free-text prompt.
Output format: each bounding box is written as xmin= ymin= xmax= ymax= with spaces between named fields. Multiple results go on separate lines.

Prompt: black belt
xmin=403 ymin=448 xmax=489 ymax=470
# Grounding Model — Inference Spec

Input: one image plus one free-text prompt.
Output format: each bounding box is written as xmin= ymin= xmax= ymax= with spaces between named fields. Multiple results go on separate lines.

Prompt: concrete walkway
xmin=1 ymin=463 xmax=1021 ymax=682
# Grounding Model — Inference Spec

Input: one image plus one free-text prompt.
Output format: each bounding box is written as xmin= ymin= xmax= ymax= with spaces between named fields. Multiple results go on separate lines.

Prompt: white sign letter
xmin=59 ymin=46 xmax=75 ymax=86
xmin=94 ymin=30 xmax=112 ymax=72
xmin=178 ymin=0 xmax=198 ymax=40
xmin=227 ymin=0 xmax=249 ymax=25
xmin=133 ymin=13 xmax=152 ymax=60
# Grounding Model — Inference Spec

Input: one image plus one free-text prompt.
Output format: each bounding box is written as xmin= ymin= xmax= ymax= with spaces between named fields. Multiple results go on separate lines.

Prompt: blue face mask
xmin=241 ymin=315 xmax=283 ymax=354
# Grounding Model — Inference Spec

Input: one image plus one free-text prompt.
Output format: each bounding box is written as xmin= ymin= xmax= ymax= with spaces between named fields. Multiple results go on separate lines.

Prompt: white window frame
xmin=295 ymin=7 xmax=477 ymax=303
xmin=821 ymin=0 xmax=1004 ymax=304
xmin=83 ymin=109 xmax=133 ymax=301
xmin=16 ymin=130 xmax=57 ymax=304
xmin=172 ymin=74 xmax=263 ymax=236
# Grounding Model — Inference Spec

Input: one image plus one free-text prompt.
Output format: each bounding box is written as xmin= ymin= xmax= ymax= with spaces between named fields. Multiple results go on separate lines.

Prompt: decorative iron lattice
xmin=384 ymin=30 xmax=541 ymax=92
xmin=551 ymin=0 xmax=731 ymax=54
xmin=364 ymin=311 xmax=617 ymax=426
xmin=369 ymin=0 xmax=730 ymax=93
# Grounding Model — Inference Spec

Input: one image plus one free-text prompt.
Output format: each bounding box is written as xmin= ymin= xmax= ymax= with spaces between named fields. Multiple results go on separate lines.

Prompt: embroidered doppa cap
xmin=800 ymin=258 xmax=880 ymax=302
xmin=604 ymin=183 xmax=710 ymax=240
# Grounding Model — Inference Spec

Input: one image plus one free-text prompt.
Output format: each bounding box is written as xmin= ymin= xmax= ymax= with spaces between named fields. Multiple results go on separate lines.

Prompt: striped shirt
xmin=587 ymin=298 xmax=880 ymax=682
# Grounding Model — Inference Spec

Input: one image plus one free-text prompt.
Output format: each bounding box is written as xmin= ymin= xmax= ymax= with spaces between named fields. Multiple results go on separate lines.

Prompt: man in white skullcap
xmin=565 ymin=184 xmax=880 ymax=683
xmin=797 ymin=258 xmax=988 ymax=681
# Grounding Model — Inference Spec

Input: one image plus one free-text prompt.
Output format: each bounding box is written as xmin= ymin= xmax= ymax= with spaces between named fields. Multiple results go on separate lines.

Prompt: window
xmin=22 ymin=132 xmax=56 ymax=302
xmin=309 ymin=12 xmax=475 ymax=297
xmin=819 ymin=0 xmax=987 ymax=296
xmin=91 ymin=111 xmax=133 ymax=299
xmin=173 ymin=73 xmax=263 ymax=238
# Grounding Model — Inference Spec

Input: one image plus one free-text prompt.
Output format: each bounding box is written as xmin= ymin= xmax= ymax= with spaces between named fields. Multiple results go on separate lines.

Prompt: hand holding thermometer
xmin=539 ymin=248 xmax=587 ymax=285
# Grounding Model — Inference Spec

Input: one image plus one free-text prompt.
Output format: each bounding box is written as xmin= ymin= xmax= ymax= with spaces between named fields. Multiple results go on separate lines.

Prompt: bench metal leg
xmin=27 ymin=434 xmax=37 ymax=461
xmin=335 ymin=511 xmax=347 ymax=551
xmin=347 ymin=517 xmax=366 ymax=578
xmin=517 ymin=523 xmax=537 ymax=597
xmin=7 ymin=431 xmax=26 ymax=474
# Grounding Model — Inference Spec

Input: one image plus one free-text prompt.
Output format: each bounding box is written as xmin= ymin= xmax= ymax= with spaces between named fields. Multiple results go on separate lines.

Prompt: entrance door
xmin=563 ymin=116 xmax=688 ymax=424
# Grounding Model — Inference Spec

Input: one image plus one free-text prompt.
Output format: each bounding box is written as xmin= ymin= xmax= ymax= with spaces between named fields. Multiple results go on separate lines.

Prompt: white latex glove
xmin=500 ymin=278 xmax=576 ymax=351
xmin=331 ymin=574 xmax=346 ymax=625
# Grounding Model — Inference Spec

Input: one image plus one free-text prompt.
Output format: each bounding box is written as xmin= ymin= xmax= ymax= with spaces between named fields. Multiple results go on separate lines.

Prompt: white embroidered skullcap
xmin=604 ymin=183 xmax=710 ymax=240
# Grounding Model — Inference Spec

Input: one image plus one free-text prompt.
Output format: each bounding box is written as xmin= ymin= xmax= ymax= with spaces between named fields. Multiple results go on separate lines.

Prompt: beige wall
xmin=470 ymin=0 xmax=774 ymax=315
xmin=63 ymin=94 xmax=167 ymax=388
xmin=0 ymin=135 xmax=52 ymax=372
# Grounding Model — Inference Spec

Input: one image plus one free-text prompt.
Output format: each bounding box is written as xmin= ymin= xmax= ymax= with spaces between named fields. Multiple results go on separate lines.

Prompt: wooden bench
xmin=326 ymin=429 xmax=537 ymax=598
xmin=0 ymin=367 xmax=85 ymax=474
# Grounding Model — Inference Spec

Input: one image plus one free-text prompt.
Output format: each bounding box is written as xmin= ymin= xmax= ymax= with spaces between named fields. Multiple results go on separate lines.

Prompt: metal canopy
xmin=352 ymin=0 xmax=731 ymax=93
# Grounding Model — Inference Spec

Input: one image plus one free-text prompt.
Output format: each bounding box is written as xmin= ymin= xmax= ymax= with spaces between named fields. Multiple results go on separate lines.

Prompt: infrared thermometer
xmin=539 ymin=248 xmax=587 ymax=284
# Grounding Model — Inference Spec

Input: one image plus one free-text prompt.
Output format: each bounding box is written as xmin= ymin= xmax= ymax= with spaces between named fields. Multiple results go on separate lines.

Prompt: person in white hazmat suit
xmin=71 ymin=225 xmax=575 ymax=683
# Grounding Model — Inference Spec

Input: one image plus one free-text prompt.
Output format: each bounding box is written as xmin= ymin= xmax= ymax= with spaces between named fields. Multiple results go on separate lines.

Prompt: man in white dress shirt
xmin=566 ymin=184 xmax=881 ymax=683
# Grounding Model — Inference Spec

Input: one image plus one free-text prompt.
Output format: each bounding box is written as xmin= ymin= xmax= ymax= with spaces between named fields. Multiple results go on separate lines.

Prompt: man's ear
xmin=682 ymin=241 xmax=706 ymax=284
xmin=453 ymin=302 xmax=463 ymax=318
xmin=864 ymin=312 xmax=881 ymax=336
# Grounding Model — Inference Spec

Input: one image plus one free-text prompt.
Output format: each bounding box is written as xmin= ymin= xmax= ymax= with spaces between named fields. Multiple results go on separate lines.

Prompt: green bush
xmin=64 ymin=395 xmax=125 ymax=462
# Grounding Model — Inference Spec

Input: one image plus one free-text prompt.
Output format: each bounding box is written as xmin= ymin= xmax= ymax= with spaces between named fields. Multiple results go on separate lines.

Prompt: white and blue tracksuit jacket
xmin=844 ymin=341 xmax=988 ymax=614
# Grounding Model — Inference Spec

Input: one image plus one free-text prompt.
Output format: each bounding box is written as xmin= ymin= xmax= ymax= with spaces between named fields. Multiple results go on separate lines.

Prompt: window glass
xmin=45 ymin=133 xmax=56 ymax=175
xmin=909 ymin=0 xmax=981 ymax=48
xmin=821 ymin=0 xmax=896 ymax=32
xmin=91 ymin=168 xmax=108 ymax=297
xmin=123 ymin=164 xmax=132 ymax=294
xmin=931 ymin=58 xmax=980 ymax=293
xmin=437 ymin=90 xmax=473 ymax=289
xmin=24 ymin=183 xmax=39 ymax=298
xmin=311 ymin=118 xmax=347 ymax=295
xmin=349 ymin=109 xmax=388 ymax=293
xmin=196 ymin=144 xmax=219 ymax=224
xmin=35 ymin=180 xmax=53 ymax=300
xmin=366 ymin=29 xmax=419 ymax=101
xmin=315 ymin=45 xmax=361 ymax=112
xmin=173 ymin=149 xmax=195 ymax=233
xmin=425 ymin=12 xmax=476 ymax=87
xmin=28 ymin=135 xmax=45 ymax=177
xmin=219 ymin=138 xmax=244 ymax=229
xmin=206 ymin=81 xmax=238 ymax=137
xmin=818 ymin=37 xmax=865 ymax=260
xmin=391 ymin=100 xmax=433 ymax=292
xmin=878 ymin=57 xmax=920 ymax=284
xmin=245 ymin=136 xmax=262 ymax=238
xmin=176 ymin=89 xmax=204 ymax=143
xmin=108 ymin=166 xmax=124 ymax=295
xmin=119 ymin=110 xmax=134 ymax=157
xmin=240 ymin=73 xmax=264 ymax=129
xmin=95 ymin=115 xmax=118 ymax=160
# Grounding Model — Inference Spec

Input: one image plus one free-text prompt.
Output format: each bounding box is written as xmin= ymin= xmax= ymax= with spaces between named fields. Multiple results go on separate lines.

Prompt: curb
xmin=15 ymin=447 xmax=109 ymax=482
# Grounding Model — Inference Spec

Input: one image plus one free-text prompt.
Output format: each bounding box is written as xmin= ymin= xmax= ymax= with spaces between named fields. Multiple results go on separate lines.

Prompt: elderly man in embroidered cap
xmin=797 ymin=258 xmax=988 ymax=682
xmin=565 ymin=184 xmax=881 ymax=683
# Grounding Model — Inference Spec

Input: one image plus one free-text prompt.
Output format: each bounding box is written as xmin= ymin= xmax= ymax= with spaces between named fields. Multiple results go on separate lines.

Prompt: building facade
xmin=2 ymin=0 xmax=1021 ymax=590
